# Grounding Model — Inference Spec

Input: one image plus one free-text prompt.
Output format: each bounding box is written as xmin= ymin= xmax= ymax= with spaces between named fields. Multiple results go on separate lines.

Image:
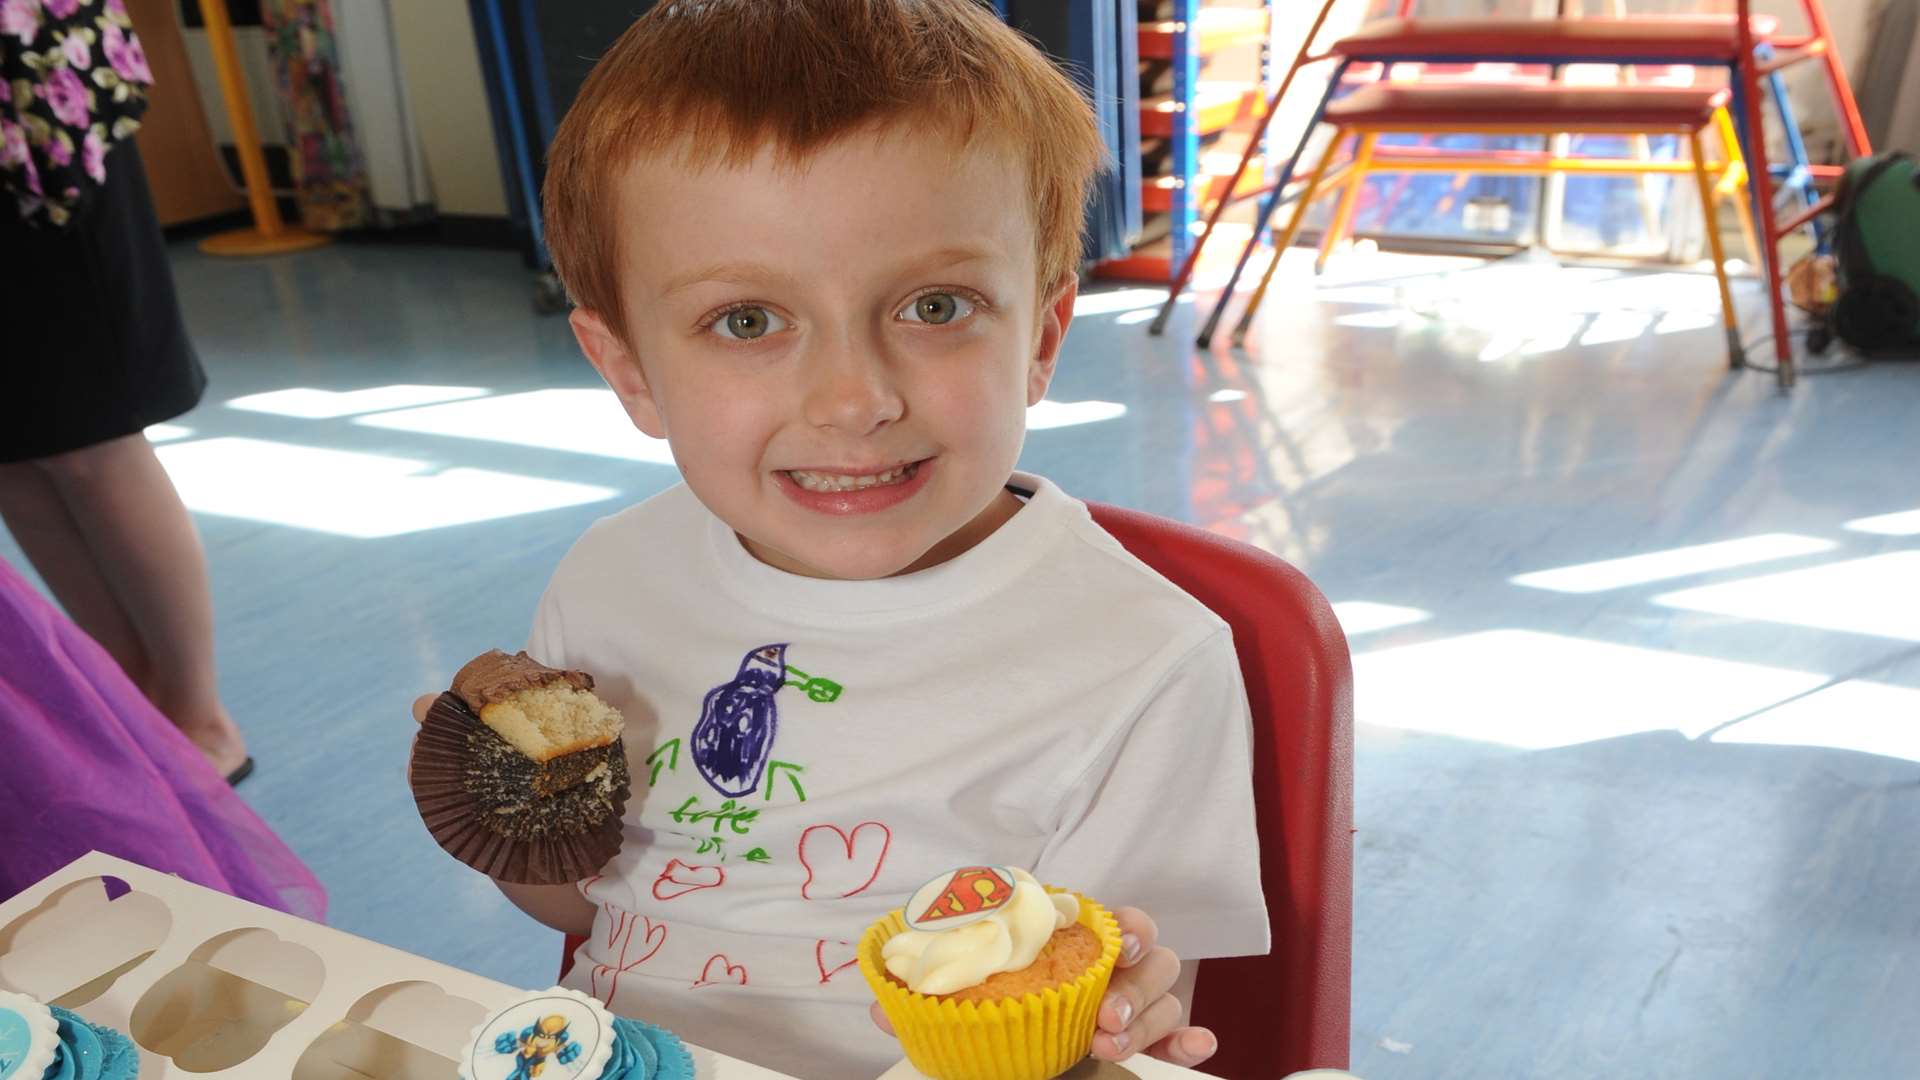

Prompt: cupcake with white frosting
xmin=859 ymin=866 xmax=1122 ymax=1080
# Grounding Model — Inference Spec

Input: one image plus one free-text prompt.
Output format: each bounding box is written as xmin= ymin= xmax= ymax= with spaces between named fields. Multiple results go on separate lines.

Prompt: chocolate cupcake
xmin=411 ymin=650 xmax=631 ymax=885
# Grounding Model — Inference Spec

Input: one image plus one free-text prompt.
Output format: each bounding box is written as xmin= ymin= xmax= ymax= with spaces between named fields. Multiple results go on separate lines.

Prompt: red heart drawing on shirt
xmin=652 ymin=859 xmax=725 ymax=901
xmin=692 ymin=953 xmax=748 ymax=988
xmin=816 ymin=939 xmax=858 ymax=984
xmin=590 ymin=912 xmax=666 ymax=1005
xmin=798 ymin=821 xmax=892 ymax=900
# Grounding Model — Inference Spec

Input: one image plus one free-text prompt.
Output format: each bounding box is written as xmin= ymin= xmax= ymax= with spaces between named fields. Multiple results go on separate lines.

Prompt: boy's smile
xmin=571 ymin=123 xmax=1077 ymax=581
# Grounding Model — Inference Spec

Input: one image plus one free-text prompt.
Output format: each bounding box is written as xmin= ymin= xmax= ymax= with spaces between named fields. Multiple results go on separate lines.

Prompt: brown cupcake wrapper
xmin=410 ymin=691 xmax=630 ymax=885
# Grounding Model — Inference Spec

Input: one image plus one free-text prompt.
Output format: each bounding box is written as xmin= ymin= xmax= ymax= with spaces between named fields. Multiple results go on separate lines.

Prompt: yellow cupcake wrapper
xmin=859 ymin=888 xmax=1123 ymax=1080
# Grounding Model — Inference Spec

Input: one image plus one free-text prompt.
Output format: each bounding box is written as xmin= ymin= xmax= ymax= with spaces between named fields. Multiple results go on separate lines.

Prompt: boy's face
xmin=571 ymin=124 xmax=1076 ymax=580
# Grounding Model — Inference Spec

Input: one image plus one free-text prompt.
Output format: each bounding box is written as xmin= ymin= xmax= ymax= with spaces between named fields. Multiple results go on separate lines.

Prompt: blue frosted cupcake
xmin=0 ymin=990 xmax=140 ymax=1080
xmin=459 ymin=987 xmax=691 ymax=1080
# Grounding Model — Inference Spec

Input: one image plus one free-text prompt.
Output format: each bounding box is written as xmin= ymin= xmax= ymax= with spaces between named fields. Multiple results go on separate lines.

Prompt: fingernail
xmin=1104 ymin=994 xmax=1133 ymax=1028
xmin=1108 ymin=1030 xmax=1131 ymax=1055
xmin=1181 ymin=1029 xmax=1216 ymax=1060
xmin=1121 ymin=933 xmax=1142 ymax=964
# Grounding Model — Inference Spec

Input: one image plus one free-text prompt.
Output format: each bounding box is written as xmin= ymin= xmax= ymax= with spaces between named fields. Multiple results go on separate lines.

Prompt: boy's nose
xmin=801 ymin=345 xmax=905 ymax=436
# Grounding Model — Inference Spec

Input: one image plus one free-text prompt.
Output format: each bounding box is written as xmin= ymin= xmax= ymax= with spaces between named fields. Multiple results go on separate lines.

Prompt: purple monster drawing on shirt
xmin=691 ymin=644 xmax=842 ymax=798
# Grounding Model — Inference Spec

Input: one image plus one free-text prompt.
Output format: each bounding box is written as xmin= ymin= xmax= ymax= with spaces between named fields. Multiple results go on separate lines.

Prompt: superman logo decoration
xmin=903 ymin=865 xmax=1018 ymax=931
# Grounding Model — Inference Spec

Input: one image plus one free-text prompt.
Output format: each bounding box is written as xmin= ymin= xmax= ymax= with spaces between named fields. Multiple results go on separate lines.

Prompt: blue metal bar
xmin=1168 ymin=0 xmax=1202 ymax=277
xmin=515 ymin=0 xmax=562 ymax=148
xmin=1757 ymin=42 xmax=1825 ymax=249
xmin=467 ymin=0 xmax=547 ymax=266
xmin=1725 ymin=72 xmax=1772 ymax=261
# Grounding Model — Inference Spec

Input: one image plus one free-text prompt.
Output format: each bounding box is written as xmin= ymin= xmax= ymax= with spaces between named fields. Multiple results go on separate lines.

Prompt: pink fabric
xmin=0 ymin=558 xmax=325 ymax=921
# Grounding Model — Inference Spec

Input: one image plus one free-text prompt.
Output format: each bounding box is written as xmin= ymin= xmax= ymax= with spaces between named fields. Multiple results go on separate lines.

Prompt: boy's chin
xmin=744 ymin=534 xmax=937 ymax=581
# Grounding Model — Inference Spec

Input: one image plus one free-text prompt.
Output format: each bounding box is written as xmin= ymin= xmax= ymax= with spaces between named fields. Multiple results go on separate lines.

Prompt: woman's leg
xmin=0 ymin=460 xmax=153 ymax=688
xmin=12 ymin=433 xmax=248 ymax=775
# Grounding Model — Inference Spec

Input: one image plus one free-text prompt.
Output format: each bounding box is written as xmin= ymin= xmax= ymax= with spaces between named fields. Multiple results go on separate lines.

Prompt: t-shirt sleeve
xmin=1033 ymin=627 xmax=1270 ymax=962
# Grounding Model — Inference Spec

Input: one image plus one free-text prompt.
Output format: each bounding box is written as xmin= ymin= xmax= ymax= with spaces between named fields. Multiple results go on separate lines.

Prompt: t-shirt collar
xmin=703 ymin=471 xmax=1064 ymax=618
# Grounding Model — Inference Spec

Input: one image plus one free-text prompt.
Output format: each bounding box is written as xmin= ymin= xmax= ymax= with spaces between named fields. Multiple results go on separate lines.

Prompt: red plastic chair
xmin=559 ymin=502 xmax=1357 ymax=1077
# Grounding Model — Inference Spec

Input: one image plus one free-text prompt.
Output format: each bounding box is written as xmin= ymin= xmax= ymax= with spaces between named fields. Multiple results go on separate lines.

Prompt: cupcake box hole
xmin=0 ymin=875 xmax=171 ymax=1005
xmin=292 ymin=980 xmax=488 ymax=1080
xmin=129 ymin=927 xmax=325 ymax=1072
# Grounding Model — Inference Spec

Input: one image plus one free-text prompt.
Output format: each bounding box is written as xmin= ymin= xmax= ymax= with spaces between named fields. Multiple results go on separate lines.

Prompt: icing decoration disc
xmin=460 ymin=987 xmax=616 ymax=1080
xmin=904 ymin=865 xmax=1018 ymax=931
xmin=0 ymin=991 xmax=59 ymax=1080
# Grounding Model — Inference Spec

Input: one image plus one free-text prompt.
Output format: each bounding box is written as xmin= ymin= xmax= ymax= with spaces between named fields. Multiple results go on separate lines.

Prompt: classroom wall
xmin=154 ymin=0 xmax=1902 ymax=231
xmin=386 ymin=0 xmax=510 ymax=219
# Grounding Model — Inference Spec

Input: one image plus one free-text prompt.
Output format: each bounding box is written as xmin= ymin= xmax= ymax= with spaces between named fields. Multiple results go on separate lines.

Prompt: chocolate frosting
xmin=452 ymin=649 xmax=594 ymax=710
xmin=412 ymin=692 xmax=631 ymax=884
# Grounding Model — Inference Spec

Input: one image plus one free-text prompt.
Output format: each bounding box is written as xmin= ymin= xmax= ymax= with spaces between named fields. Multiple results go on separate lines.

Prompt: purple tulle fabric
xmin=0 ymin=557 xmax=325 ymax=921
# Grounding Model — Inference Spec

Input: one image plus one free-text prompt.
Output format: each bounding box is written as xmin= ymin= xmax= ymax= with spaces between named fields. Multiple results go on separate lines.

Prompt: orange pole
xmin=1688 ymin=131 xmax=1743 ymax=368
xmin=1232 ymin=133 xmax=1346 ymax=346
xmin=1316 ymin=132 xmax=1376 ymax=273
xmin=197 ymin=0 xmax=330 ymax=256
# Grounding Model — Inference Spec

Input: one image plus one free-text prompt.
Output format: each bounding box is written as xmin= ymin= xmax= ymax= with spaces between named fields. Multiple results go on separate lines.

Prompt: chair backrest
xmin=1085 ymin=502 xmax=1354 ymax=1079
xmin=559 ymin=504 xmax=1356 ymax=1076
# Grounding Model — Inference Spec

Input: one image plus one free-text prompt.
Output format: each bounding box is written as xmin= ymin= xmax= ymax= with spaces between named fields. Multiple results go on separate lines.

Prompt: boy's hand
xmin=407 ymin=690 xmax=596 ymax=937
xmin=867 ymin=907 xmax=1217 ymax=1069
xmin=1089 ymin=907 xmax=1214 ymax=1067
xmin=405 ymin=693 xmax=435 ymax=782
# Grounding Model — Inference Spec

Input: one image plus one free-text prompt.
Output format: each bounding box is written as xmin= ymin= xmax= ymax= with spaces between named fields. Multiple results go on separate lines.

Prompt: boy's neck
xmin=898 ymin=486 xmax=1028 ymax=576
xmin=736 ymin=484 xmax=1032 ymax=581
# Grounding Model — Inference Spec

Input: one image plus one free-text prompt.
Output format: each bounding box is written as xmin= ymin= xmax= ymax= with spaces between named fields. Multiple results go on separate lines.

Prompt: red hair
xmin=542 ymin=0 xmax=1105 ymax=338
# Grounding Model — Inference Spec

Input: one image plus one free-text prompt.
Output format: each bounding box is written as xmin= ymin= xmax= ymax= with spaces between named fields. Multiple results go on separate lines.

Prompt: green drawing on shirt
xmin=671 ymin=795 xmax=760 ymax=835
xmin=666 ymin=835 xmax=771 ymax=864
xmin=646 ymin=738 xmax=682 ymax=787
xmin=650 ymin=737 xmax=810 ymax=808
xmin=783 ymin=663 xmax=843 ymax=703
xmin=765 ymin=761 xmax=807 ymax=802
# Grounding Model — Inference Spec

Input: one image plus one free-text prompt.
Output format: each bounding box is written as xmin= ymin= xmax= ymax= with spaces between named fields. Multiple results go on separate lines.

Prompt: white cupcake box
xmin=0 ymin=852 xmax=790 ymax=1080
xmin=0 ymin=852 xmax=1225 ymax=1080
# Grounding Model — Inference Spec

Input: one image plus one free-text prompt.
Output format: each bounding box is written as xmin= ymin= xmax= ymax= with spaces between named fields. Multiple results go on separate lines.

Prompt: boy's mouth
xmin=783 ymin=461 xmax=922 ymax=493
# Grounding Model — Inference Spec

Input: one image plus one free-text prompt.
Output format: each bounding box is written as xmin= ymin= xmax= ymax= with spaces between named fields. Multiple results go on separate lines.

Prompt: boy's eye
xmin=899 ymin=292 xmax=974 ymax=325
xmin=711 ymin=305 xmax=787 ymax=340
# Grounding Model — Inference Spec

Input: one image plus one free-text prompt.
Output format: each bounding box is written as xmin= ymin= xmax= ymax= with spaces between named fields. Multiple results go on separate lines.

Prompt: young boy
xmin=425 ymin=2 xmax=1268 ymax=1075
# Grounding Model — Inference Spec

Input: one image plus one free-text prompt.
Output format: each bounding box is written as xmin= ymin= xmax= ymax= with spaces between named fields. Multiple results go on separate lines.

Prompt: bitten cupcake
xmin=459 ymin=986 xmax=692 ymax=1080
xmin=411 ymin=649 xmax=632 ymax=885
xmin=859 ymin=866 xmax=1122 ymax=1080
xmin=0 ymin=990 xmax=141 ymax=1080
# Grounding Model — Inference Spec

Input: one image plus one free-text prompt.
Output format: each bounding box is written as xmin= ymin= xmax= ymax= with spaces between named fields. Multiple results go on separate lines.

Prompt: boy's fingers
xmin=412 ymin=693 xmax=436 ymax=725
xmin=869 ymin=1002 xmax=896 ymax=1037
xmin=1109 ymin=906 xmax=1159 ymax=968
xmin=1098 ymin=946 xmax=1180 ymax=1034
xmin=1091 ymin=994 xmax=1181 ymax=1061
xmin=1144 ymin=1026 xmax=1218 ymax=1068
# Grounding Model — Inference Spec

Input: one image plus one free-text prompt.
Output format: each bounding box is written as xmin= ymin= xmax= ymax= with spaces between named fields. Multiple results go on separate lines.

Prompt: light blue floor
xmin=6 ymin=240 xmax=1918 ymax=1077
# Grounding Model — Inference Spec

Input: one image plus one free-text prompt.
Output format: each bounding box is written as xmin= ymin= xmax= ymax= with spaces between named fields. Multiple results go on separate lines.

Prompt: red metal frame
xmin=1162 ymin=0 xmax=1873 ymax=390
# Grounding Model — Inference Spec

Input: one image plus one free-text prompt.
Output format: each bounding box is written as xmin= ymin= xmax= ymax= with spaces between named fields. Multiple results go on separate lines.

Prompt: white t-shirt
xmin=527 ymin=473 xmax=1268 ymax=1079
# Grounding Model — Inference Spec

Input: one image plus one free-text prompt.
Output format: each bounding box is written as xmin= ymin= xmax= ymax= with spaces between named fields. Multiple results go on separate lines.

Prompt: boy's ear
xmin=571 ymin=307 xmax=666 ymax=439
xmin=1027 ymin=273 xmax=1078 ymax=407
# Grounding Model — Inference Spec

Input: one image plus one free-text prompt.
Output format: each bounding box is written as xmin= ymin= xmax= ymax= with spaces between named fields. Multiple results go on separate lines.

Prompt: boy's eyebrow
xmin=658 ymin=247 xmax=1004 ymax=298
xmin=659 ymin=261 xmax=787 ymax=298
xmin=904 ymin=245 xmax=1003 ymax=273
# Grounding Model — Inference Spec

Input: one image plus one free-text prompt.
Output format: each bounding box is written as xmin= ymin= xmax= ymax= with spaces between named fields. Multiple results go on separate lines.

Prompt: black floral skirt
xmin=0 ymin=140 xmax=205 ymax=464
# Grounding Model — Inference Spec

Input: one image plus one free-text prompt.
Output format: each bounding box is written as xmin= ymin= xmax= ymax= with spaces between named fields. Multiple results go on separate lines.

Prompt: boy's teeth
xmin=788 ymin=464 xmax=915 ymax=493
